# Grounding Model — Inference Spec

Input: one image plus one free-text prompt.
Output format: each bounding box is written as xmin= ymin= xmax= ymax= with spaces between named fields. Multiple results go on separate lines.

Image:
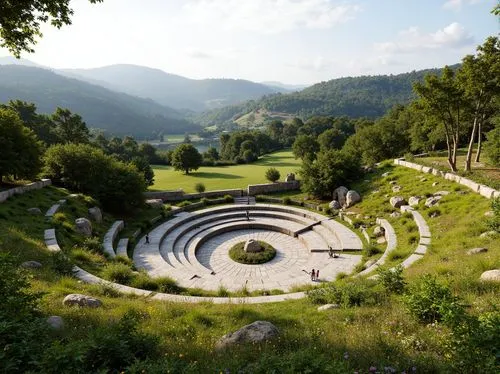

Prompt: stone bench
xmin=297 ymin=231 xmax=329 ymax=252
xmin=45 ymin=204 xmax=61 ymax=217
xmin=103 ymin=220 xmax=124 ymax=258
xmin=116 ymin=238 xmax=129 ymax=258
xmin=44 ymin=228 xmax=61 ymax=252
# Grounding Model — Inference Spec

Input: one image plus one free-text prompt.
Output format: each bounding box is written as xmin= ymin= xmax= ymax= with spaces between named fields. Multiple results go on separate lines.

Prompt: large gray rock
xmin=390 ymin=196 xmax=406 ymax=208
xmin=425 ymin=196 xmax=442 ymax=208
xmin=408 ymin=196 xmax=421 ymax=207
xmin=329 ymin=200 xmax=341 ymax=210
xmin=333 ymin=186 xmax=349 ymax=207
xmin=317 ymin=304 xmax=340 ymax=311
xmin=75 ymin=218 xmax=92 ymax=237
xmin=373 ymin=226 xmax=385 ymax=237
xmin=88 ymin=207 xmax=102 ymax=223
xmin=27 ymin=207 xmax=42 ymax=215
xmin=47 ymin=316 xmax=64 ymax=330
xmin=479 ymin=231 xmax=497 ymax=239
xmin=216 ymin=321 xmax=279 ymax=349
xmin=345 ymin=190 xmax=361 ymax=208
xmin=63 ymin=294 xmax=102 ymax=308
xmin=466 ymin=247 xmax=487 ymax=255
xmin=21 ymin=261 xmax=42 ymax=269
xmin=146 ymin=199 xmax=164 ymax=208
xmin=244 ymin=239 xmax=262 ymax=253
xmin=480 ymin=270 xmax=500 ymax=282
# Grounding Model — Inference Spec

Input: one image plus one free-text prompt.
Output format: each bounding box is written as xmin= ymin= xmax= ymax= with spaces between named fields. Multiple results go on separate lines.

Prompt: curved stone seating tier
xmin=45 ymin=203 xmax=61 ymax=217
xmin=116 ymin=238 xmax=129 ymax=258
xmin=357 ymin=218 xmax=397 ymax=277
xmin=103 ymin=220 xmax=124 ymax=258
xmin=44 ymin=228 xmax=61 ymax=252
xmin=398 ymin=206 xmax=431 ymax=268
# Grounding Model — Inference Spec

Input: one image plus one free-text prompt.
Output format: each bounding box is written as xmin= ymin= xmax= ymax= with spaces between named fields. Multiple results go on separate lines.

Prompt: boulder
xmin=479 ymin=231 xmax=497 ymax=239
xmin=285 ymin=173 xmax=295 ymax=182
xmin=27 ymin=207 xmax=42 ymax=215
xmin=408 ymin=196 xmax=421 ymax=207
xmin=390 ymin=211 xmax=401 ymax=218
xmin=377 ymin=236 xmax=387 ymax=244
xmin=216 ymin=321 xmax=279 ymax=350
xmin=480 ymin=270 xmax=500 ymax=282
xmin=244 ymin=239 xmax=262 ymax=253
xmin=333 ymin=186 xmax=349 ymax=207
xmin=328 ymin=200 xmax=341 ymax=210
xmin=63 ymin=294 xmax=102 ymax=308
xmin=317 ymin=304 xmax=340 ymax=311
xmin=390 ymin=196 xmax=406 ymax=208
xmin=373 ymin=226 xmax=385 ymax=237
xmin=392 ymin=185 xmax=402 ymax=193
xmin=425 ymin=196 xmax=441 ymax=208
xmin=345 ymin=190 xmax=361 ymax=208
xmin=47 ymin=316 xmax=64 ymax=330
xmin=146 ymin=199 xmax=164 ymax=208
xmin=21 ymin=261 xmax=42 ymax=269
xmin=466 ymin=247 xmax=487 ymax=255
xmin=88 ymin=207 xmax=102 ymax=223
xmin=75 ymin=218 xmax=92 ymax=237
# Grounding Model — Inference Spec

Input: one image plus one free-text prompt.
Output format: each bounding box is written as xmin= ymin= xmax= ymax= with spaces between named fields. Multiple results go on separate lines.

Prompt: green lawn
xmin=151 ymin=150 xmax=301 ymax=192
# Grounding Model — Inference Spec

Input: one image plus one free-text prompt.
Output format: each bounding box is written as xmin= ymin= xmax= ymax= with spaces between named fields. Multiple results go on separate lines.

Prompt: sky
xmin=1 ymin=0 xmax=498 ymax=85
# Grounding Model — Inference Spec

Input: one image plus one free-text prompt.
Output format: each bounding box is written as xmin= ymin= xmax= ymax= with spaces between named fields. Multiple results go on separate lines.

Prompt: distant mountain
xmin=261 ymin=81 xmax=308 ymax=92
xmin=60 ymin=64 xmax=279 ymax=112
xmin=0 ymin=65 xmax=199 ymax=138
xmin=0 ymin=56 xmax=44 ymax=67
xmin=195 ymin=66 xmax=460 ymax=127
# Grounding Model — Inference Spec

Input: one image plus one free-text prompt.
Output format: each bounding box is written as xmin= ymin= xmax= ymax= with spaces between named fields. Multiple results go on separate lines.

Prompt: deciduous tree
xmin=171 ymin=143 xmax=202 ymax=174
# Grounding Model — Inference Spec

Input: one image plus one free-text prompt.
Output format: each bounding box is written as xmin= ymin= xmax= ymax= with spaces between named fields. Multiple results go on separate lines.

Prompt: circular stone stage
xmin=133 ymin=204 xmax=364 ymax=292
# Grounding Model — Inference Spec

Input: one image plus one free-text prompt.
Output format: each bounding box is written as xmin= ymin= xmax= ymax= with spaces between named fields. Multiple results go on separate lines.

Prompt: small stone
xmin=480 ymin=269 xmax=500 ymax=282
xmin=408 ymin=196 xmax=421 ymax=207
xmin=317 ymin=304 xmax=340 ymax=311
xmin=58 ymin=199 xmax=67 ymax=205
xmin=345 ymin=190 xmax=361 ymax=208
xmin=27 ymin=207 xmax=42 ymax=215
xmin=21 ymin=261 xmax=42 ymax=269
xmin=390 ymin=211 xmax=401 ymax=218
xmin=390 ymin=196 xmax=406 ymax=208
xmin=389 ymin=181 xmax=397 ymax=185
xmin=484 ymin=211 xmax=494 ymax=218
xmin=244 ymin=239 xmax=262 ymax=253
xmin=329 ymin=200 xmax=341 ymax=210
xmin=466 ymin=247 xmax=487 ymax=255
xmin=47 ymin=316 xmax=64 ymax=330
xmin=75 ymin=218 xmax=92 ymax=237
xmin=88 ymin=207 xmax=102 ymax=223
xmin=420 ymin=178 xmax=427 ymax=182
xmin=377 ymin=236 xmax=386 ymax=244
xmin=63 ymin=294 xmax=102 ymax=308
xmin=432 ymin=182 xmax=439 ymax=187
xmin=373 ymin=226 xmax=385 ymax=237
xmin=216 ymin=321 xmax=279 ymax=350
xmin=146 ymin=199 xmax=164 ymax=208
xmin=429 ymin=211 xmax=440 ymax=218
xmin=425 ymin=196 xmax=441 ymax=208
xmin=479 ymin=231 xmax=497 ymax=239
xmin=382 ymin=172 xmax=390 ymax=177
xmin=392 ymin=185 xmax=402 ymax=193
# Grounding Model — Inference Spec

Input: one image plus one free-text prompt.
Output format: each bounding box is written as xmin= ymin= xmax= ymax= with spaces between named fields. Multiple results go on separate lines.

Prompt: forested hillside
xmin=196 ymin=66 xmax=459 ymax=126
xmin=0 ymin=65 xmax=199 ymax=138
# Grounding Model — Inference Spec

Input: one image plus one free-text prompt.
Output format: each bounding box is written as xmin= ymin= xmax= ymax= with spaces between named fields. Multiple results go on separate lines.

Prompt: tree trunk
xmin=464 ymin=116 xmax=478 ymax=172
xmin=475 ymin=118 xmax=483 ymax=162
xmin=445 ymin=133 xmax=457 ymax=172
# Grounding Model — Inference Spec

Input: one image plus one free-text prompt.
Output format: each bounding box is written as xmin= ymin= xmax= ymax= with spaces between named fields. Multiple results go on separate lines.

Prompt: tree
xmin=203 ymin=146 xmax=219 ymax=162
xmin=171 ymin=143 xmax=202 ymax=174
xmin=265 ymin=168 xmax=280 ymax=183
xmin=317 ymin=128 xmax=347 ymax=151
xmin=0 ymin=108 xmax=43 ymax=184
xmin=414 ymin=67 xmax=467 ymax=172
xmin=483 ymin=124 xmax=500 ymax=167
xmin=51 ymin=108 xmax=90 ymax=144
xmin=0 ymin=0 xmax=103 ymax=57
xmin=292 ymin=135 xmax=319 ymax=161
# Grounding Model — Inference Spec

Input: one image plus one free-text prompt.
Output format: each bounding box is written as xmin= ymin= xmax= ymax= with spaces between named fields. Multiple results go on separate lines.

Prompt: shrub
xmin=81 ymin=236 xmax=102 ymax=252
xmin=194 ymin=182 xmax=206 ymax=193
xmin=427 ymin=207 xmax=441 ymax=217
xmin=283 ymin=197 xmax=292 ymax=205
xmin=408 ymin=234 xmax=418 ymax=245
xmin=388 ymin=250 xmax=406 ymax=261
xmin=217 ymin=285 xmax=229 ymax=297
xmin=364 ymin=244 xmax=382 ymax=257
xmin=200 ymin=197 xmax=209 ymax=206
xmin=265 ymin=167 xmax=280 ymax=182
xmin=229 ymin=241 xmax=276 ymax=264
xmin=223 ymin=194 xmax=234 ymax=203
xmin=102 ymin=263 xmax=134 ymax=284
xmin=403 ymin=274 xmax=464 ymax=323
xmin=483 ymin=126 xmax=500 ymax=166
xmin=177 ymin=200 xmax=192 ymax=207
xmin=156 ymin=277 xmax=182 ymax=294
xmin=377 ymin=265 xmax=406 ymax=294
xmin=486 ymin=197 xmax=499 ymax=233
xmin=131 ymin=272 xmax=160 ymax=291
xmin=50 ymin=251 xmax=75 ymax=276
xmin=307 ymin=279 xmax=384 ymax=307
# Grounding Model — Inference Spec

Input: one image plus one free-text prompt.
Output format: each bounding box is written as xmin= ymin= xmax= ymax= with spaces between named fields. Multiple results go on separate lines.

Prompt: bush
xmin=81 ymin=236 xmax=102 ymax=252
xmin=176 ymin=200 xmax=192 ymax=207
xmin=200 ymin=197 xmax=209 ymax=206
xmin=102 ymin=263 xmax=134 ymax=284
xmin=364 ymin=244 xmax=381 ymax=257
xmin=229 ymin=241 xmax=276 ymax=264
xmin=50 ymin=251 xmax=75 ymax=275
xmin=224 ymin=194 xmax=234 ymax=203
xmin=265 ymin=167 xmax=280 ymax=182
xmin=156 ymin=277 xmax=182 ymax=294
xmin=307 ymin=279 xmax=384 ymax=307
xmin=486 ymin=197 xmax=499 ymax=233
xmin=194 ymin=182 xmax=206 ymax=193
xmin=377 ymin=265 xmax=406 ymax=294
xmin=283 ymin=197 xmax=292 ymax=205
xmin=403 ymin=274 xmax=464 ymax=323
xmin=483 ymin=126 xmax=500 ymax=166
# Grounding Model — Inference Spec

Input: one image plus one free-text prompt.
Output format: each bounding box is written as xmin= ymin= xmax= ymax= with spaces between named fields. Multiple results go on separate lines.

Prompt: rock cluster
xmin=75 ymin=218 xmax=92 ymax=237
xmin=63 ymin=294 xmax=102 ymax=308
xmin=216 ymin=321 xmax=279 ymax=350
xmin=244 ymin=239 xmax=262 ymax=253
xmin=331 ymin=186 xmax=361 ymax=209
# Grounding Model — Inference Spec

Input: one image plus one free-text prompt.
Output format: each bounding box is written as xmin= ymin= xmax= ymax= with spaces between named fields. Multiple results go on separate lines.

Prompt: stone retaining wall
xmin=247 ymin=180 xmax=300 ymax=196
xmin=145 ymin=188 xmax=242 ymax=202
xmin=0 ymin=179 xmax=52 ymax=203
xmin=394 ymin=158 xmax=499 ymax=199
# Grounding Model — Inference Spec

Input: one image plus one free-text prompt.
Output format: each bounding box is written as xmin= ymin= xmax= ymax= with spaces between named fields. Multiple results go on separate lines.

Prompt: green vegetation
xmin=151 ymin=150 xmax=301 ymax=191
xmin=229 ymin=241 xmax=276 ymax=264
xmin=170 ymin=143 xmax=203 ymax=174
xmin=265 ymin=167 xmax=280 ymax=182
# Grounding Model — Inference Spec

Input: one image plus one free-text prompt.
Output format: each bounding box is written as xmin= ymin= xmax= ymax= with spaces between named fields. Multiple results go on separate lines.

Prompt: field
xmin=151 ymin=150 xmax=301 ymax=192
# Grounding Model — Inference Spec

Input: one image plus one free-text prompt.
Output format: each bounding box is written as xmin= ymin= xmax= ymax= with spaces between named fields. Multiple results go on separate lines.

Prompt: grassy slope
xmin=151 ymin=150 xmax=301 ymax=192
xmin=1 ymin=161 xmax=498 ymax=372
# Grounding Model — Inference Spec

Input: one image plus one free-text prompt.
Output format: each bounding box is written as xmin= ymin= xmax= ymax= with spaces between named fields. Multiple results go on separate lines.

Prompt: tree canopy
xmin=171 ymin=143 xmax=202 ymax=174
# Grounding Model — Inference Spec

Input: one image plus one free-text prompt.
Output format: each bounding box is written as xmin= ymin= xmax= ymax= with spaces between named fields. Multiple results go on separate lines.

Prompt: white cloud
xmin=185 ymin=48 xmax=212 ymax=59
xmin=374 ymin=23 xmax=474 ymax=54
xmin=443 ymin=0 xmax=481 ymax=12
xmin=182 ymin=0 xmax=362 ymax=34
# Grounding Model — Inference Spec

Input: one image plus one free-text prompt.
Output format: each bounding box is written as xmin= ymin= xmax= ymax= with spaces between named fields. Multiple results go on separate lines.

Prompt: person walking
xmin=311 ymin=269 xmax=316 ymax=281
xmin=145 ymin=234 xmax=150 ymax=244
xmin=315 ymin=269 xmax=320 ymax=281
xmin=246 ymin=210 xmax=250 ymax=221
xmin=328 ymin=246 xmax=334 ymax=258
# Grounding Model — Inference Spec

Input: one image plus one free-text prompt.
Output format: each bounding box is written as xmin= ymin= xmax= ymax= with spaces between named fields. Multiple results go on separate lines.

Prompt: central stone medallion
xmin=243 ymin=239 xmax=263 ymax=253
